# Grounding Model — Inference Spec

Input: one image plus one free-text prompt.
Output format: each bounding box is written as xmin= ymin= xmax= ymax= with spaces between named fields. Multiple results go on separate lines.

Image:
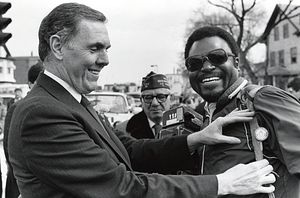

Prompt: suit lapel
xmin=99 ymin=115 xmax=132 ymax=166
xmin=79 ymin=105 xmax=132 ymax=168
xmin=82 ymin=97 xmax=132 ymax=168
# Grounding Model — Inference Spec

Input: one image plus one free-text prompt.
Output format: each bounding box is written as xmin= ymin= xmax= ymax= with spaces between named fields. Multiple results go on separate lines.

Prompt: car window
xmin=86 ymin=94 xmax=128 ymax=113
xmin=127 ymin=93 xmax=141 ymax=107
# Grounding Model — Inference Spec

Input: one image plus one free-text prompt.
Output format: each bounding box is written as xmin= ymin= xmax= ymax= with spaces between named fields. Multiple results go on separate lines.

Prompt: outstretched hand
xmin=217 ymin=159 xmax=275 ymax=195
xmin=187 ymin=108 xmax=254 ymax=152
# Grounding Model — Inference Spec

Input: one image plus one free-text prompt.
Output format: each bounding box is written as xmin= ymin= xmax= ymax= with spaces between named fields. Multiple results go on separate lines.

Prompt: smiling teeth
xmin=88 ymin=69 xmax=100 ymax=75
xmin=202 ymin=77 xmax=220 ymax=83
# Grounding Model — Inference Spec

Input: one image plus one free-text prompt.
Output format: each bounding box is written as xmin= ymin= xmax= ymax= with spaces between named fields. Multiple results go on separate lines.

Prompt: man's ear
xmin=49 ymin=35 xmax=63 ymax=60
xmin=235 ymin=57 xmax=239 ymax=68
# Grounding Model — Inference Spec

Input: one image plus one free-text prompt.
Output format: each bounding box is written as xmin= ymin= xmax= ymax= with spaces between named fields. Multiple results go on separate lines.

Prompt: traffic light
xmin=0 ymin=2 xmax=11 ymax=46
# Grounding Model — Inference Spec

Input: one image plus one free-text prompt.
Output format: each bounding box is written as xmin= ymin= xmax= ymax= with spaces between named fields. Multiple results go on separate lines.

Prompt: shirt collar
xmin=44 ymin=70 xmax=82 ymax=103
xmin=147 ymin=118 xmax=162 ymax=128
xmin=204 ymin=102 xmax=216 ymax=115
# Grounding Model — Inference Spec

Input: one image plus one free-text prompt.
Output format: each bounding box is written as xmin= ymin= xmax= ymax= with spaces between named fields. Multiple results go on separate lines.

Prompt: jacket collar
xmin=126 ymin=110 xmax=148 ymax=131
xmin=44 ymin=70 xmax=81 ymax=103
xmin=215 ymin=77 xmax=248 ymax=109
xmin=36 ymin=72 xmax=80 ymax=108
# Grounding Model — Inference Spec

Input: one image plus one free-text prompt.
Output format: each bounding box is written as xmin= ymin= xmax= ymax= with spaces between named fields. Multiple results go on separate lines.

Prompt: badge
xmin=255 ymin=127 xmax=268 ymax=141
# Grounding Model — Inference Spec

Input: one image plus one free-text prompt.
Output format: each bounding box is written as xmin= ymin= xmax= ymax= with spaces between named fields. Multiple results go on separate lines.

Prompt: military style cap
xmin=141 ymin=71 xmax=170 ymax=92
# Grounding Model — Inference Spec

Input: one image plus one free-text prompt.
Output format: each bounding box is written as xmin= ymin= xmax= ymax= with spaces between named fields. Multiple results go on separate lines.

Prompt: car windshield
xmin=86 ymin=94 xmax=128 ymax=113
xmin=127 ymin=93 xmax=141 ymax=107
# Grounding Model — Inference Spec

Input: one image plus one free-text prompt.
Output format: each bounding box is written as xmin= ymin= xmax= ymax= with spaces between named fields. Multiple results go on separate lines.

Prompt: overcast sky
xmin=3 ymin=0 xmax=300 ymax=86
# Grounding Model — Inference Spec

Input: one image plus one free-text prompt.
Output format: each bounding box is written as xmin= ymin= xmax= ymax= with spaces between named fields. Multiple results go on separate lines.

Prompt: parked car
xmin=127 ymin=92 xmax=141 ymax=107
xmin=0 ymin=93 xmax=14 ymax=107
xmin=85 ymin=91 xmax=142 ymax=126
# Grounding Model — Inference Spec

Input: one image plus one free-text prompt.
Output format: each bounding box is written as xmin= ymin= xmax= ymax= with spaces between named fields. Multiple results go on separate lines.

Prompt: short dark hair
xmin=14 ymin=88 xmax=22 ymax=93
xmin=38 ymin=3 xmax=107 ymax=62
xmin=28 ymin=62 xmax=44 ymax=84
xmin=287 ymin=77 xmax=300 ymax=92
xmin=184 ymin=26 xmax=239 ymax=59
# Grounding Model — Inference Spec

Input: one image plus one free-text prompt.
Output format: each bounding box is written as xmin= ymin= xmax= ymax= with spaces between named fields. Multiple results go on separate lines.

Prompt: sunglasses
xmin=141 ymin=94 xmax=169 ymax=104
xmin=185 ymin=48 xmax=235 ymax=72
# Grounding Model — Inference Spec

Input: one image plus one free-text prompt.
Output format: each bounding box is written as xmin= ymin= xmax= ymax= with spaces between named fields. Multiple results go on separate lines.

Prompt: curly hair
xmin=184 ymin=26 xmax=239 ymax=59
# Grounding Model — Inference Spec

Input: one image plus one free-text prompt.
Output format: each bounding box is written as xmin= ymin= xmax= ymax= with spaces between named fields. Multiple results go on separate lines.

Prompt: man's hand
xmin=187 ymin=108 xmax=254 ymax=152
xmin=217 ymin=159 xmax=275 ymax=195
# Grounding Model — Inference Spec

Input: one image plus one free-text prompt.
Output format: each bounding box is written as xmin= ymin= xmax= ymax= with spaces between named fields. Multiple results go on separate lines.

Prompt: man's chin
xmin=150 ymin=113 xmax=163 ymax=118
xmin=150 ymin=112 xmax=163 ymax=119
xmin=201 ymin=91 xmax=223 ymax=103
xmin=79 ymin=86 xmax=97 ymax=95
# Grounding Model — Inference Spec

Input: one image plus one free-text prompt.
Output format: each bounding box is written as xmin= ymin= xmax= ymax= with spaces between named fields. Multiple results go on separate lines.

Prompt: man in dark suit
xmin=116 ymin=71 xmax=171 ymax=139
xmin=8 ymin=3 xmax=275 ymax=198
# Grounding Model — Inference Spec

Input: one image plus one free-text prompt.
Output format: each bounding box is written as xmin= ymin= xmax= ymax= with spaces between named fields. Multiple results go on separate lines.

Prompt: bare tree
xmin=182 ymin=0 xmax=300 ymax=84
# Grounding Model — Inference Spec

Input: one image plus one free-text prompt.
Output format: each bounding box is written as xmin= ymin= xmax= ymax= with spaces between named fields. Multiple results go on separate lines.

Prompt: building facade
xmin=13 ymin=56 xmax=40 ymax=84
xmin=0 ymin=55 xmax=40 ymax=84
xmin=0 ymin=57 xmax=15 ymax=83
xmin=262 ymin=4 xmax=300 ymax=90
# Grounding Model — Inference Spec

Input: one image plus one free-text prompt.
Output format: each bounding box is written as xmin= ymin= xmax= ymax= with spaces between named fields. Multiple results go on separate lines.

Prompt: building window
xmin=274 ymin=26 xmax=279 ymax=41
xmin=270 ymin=51 xmax=276 ymax=67
xmin=291 ymin=47 xmax=297 ymax=64
xmin=0 ymin=67 xmax=2 ymax=73
xmin=283 ymin=24 xmax=289 ymax=38
xmin=279 ymin=50 xmax=285 ymax=66
xmin=8 ymin=67 xmax=11 ymax=74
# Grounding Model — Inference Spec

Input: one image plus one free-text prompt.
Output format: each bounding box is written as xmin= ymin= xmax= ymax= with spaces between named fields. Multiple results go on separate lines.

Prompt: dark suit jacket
xmin=8 ymin=72 xmax=217 ymax=198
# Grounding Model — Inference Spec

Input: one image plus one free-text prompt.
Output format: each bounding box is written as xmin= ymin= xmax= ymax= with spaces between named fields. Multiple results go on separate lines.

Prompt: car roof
xmin=0 ymin=93 xmax=14 ymax=98
xmin=127 ymin=92 xmax=141 ymax=95
xmin=87 ymin=91 xmax=127 ymax=96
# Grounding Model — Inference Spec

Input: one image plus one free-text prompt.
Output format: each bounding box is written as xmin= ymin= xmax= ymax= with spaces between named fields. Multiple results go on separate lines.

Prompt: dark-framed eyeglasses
xmin=141 ymin=94 xmax=170 ymax=104
xmin=185 ymin=48 xmax=235 ymax=72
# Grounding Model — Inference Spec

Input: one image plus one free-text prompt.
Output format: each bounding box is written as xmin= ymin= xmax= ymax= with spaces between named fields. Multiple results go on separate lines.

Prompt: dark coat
xmin=8 ymin=72 xmax=217 ymax=198
xmin=126 ymin=110 xmax=155 ymax=139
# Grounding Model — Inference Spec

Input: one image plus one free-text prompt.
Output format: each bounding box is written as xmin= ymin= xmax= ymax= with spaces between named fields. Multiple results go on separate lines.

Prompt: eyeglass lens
xmin=142 ymin=94 xmax=168 ymax=103
xmin=186 ymin=49 xmax=233 ymax=72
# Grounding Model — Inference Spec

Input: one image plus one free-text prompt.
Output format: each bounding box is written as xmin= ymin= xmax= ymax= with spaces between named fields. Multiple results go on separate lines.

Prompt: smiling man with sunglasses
xmin=116 ymin=71 xmax=171 ymax=140
xmin=185 ymin=26 xmax=300 ymax=198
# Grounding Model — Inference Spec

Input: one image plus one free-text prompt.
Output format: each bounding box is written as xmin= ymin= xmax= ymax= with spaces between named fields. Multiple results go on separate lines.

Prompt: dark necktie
xmin=81 ymin=95 xmax=110 ymax=139
xmin=153 ymin=124 xmax=162 ymax=139
xmin=81 ymin=96 xmax=98 ymax=120
xmin=80 ymin=95 xmax=90 ymax=107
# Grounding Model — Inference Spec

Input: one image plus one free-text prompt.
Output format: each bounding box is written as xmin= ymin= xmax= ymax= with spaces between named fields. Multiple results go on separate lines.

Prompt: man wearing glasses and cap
xmin=184 ymin=26 xmax=300 ymax=197
xmin=116 ymin=71 xmax=171 ymax=139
